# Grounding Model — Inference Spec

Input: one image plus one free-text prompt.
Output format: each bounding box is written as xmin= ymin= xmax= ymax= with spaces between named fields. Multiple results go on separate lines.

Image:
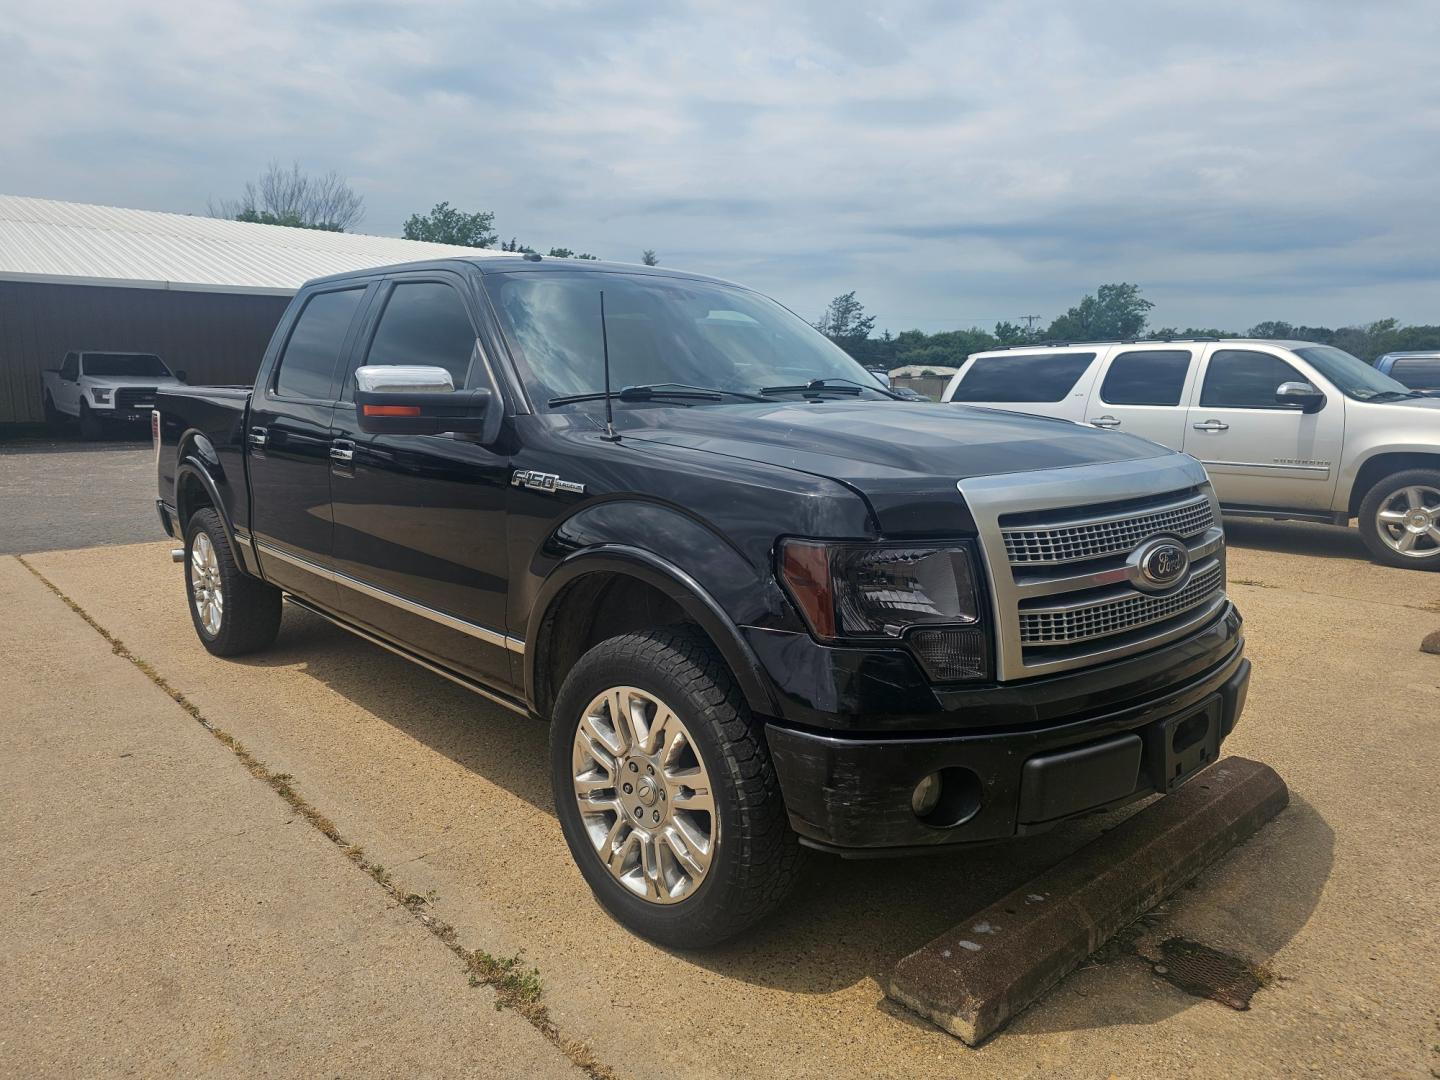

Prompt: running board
xmin=281 ymin=593 xmax=531 ymax=718
xmin=1219 ymin=506 xmax=1348 ymax=526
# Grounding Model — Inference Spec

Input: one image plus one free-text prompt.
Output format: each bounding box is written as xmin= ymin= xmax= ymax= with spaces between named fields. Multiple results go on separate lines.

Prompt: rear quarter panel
xmin=156 ymin=386 xmax=253 ymax=535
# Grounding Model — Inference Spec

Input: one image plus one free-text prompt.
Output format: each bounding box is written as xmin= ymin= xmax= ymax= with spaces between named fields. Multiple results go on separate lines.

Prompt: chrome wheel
xmin=1375 ymin=484 xmax=1440 ymax=558
xmin=190 ymin=532 xmax=224 ymax=635
xmin=571 ymin=686 xmax=716 ymax=905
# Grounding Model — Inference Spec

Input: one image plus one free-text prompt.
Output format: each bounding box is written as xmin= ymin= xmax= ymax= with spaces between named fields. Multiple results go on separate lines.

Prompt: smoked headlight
xmin=779 ymin=540 xmax=988 ymax=680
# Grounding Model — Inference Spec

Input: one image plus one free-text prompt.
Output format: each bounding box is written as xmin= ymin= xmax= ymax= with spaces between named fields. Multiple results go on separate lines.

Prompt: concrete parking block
xmin=887 ymin=757 xmax=1288 ymax=1045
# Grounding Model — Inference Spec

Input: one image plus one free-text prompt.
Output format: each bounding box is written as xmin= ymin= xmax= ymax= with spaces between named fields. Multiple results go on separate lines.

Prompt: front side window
xmin=81 ymin=353 xmax=170 ymax=378
xmin=362 ymin=281 xmax=478 ymax=389
xmin=60 ymin=353 xmax=78 ymax=380
xmin=1100 ymin=350 xmax=1192 ymax=406
xmin=949 ymin=352 xmax=1096 ymax=403
xmin=1293 ymin=345 xmax=1412 ymax=401
xmin=488 ymin=271 xmax=885 ymax=406
xmin=1199 ymin=350 xmax=1307 ymax=409
xmin=273 ymin=288 xmax=365 ymax=400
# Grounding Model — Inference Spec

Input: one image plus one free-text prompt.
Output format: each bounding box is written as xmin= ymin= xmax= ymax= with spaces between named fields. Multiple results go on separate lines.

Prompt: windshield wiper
xmin=759 ymin=377 xmax=897 ymax=399
xmin=548 ymin=383 xmax=767 ymax=407
xmin=1364 ymin=390 xmax=1423 ymax=402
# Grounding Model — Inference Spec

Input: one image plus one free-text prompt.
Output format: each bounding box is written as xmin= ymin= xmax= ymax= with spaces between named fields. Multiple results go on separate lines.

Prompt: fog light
xmin=911 ymin=772 xmax=943 ymax=817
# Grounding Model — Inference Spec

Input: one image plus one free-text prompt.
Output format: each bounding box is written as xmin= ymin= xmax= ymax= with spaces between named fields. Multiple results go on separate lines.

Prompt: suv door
xmin=1083 ymin=347 xmax=1197 ymax=448
xmin=1182 ymin=345 xmax=1344 ymax=511
xmin=248 ymin=284 xmax=371 ymax=606
xmin=327 ymin=273 xmax=516 ymax=689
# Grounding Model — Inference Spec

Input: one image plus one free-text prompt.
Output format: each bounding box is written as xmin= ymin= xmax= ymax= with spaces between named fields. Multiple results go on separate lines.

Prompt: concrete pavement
xmin=3 ymin=519 xmax=1439 ymax=1077
xmin=0 ymin=557 xmax=583 ymax=1079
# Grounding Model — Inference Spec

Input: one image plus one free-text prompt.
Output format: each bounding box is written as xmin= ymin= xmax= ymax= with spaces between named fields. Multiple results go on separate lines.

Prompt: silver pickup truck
xmin=943 ymin=338 xmax=1440 ymax=569
xmin=42 ymin=350 xmax=185 ymax=439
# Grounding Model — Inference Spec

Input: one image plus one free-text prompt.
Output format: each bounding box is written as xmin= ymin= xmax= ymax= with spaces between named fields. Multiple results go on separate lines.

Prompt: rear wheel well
xmin=532 ymin=572 xmax=709 ymax=719
xmin=176 ymin=467 xmax=215 ymax=527
xmin=1349 ymin=452 xmax=1440 ymax=515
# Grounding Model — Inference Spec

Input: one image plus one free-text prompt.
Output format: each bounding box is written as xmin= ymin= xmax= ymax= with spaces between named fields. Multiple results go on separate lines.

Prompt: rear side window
xmin=1100 ymin=350 xmax=1192 ymax=406
xmin=949 ymin=352 xmax=1095 ymax=402
xmin=1390 ymin=357 xmax=1440 ymax=389
xmin=1199 ymin=350 xmax=1305 ymax=409
xmin=273 ymin=288 xmax=366 ymax=400
xmin=363 ymin=281 xmax=478 ymax=389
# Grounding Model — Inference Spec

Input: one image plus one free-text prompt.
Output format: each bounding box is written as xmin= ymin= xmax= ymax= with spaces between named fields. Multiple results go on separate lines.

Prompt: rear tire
xmin=42 ymin=393 xmax=65 ymax=435
xmin=550 ymin=627 xmax=804 ymax=948
xmin=1357 ymin=469 xmax=1440 ymax=570
xmin=184 ymin=508 xmax=283 ymax=655
xmin=78 ymin=402 xmax=102 ymax=441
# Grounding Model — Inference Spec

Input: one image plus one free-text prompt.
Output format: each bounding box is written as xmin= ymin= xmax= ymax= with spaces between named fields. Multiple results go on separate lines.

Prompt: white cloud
xmin=1 ymin=0 xmax=1438 ymax=330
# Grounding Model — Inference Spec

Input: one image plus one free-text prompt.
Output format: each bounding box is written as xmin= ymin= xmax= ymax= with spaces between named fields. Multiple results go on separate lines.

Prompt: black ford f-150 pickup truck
xmin=154 ymin=255 xmax=1249 ymax=946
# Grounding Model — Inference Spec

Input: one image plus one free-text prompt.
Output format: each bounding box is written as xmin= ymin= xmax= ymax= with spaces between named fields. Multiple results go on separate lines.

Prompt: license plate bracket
xmin=1148 ymin=695 xmax=1221 ymax=794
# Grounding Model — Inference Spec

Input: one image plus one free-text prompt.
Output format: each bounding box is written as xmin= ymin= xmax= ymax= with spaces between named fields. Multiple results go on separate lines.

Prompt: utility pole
xmin=1020 ymin=314 xmax=1042 ymax=334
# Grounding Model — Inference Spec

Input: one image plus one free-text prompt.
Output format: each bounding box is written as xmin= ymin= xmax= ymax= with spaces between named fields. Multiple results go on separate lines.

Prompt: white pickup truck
xmin=42 ymin=351 xmax=185 ymax=439
xmin=943 ymin=338 xmax=1440 ymax=570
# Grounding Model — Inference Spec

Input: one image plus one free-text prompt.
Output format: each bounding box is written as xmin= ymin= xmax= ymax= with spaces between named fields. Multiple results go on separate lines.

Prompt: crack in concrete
xmin=16 ymin=554 xmax=619 ymax=1080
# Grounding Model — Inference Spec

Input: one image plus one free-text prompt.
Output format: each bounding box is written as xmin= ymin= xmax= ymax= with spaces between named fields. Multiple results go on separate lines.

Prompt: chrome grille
xmin=1020 ymin=562 xmax=1223 ymax=646
xmin=1003 ymin=495 xmax=1214 ymax=565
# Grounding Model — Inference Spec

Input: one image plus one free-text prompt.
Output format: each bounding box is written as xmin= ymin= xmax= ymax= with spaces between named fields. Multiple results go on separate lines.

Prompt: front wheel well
xmin=531 ymin=571 xmax=711 ymax=719
xmin=1348 ymin=452 xmax=1440 ymax=515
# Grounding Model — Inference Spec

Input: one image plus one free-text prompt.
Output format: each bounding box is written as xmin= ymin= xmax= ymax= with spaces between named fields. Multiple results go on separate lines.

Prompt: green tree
xmin=403 ymin=202 xmax=498 ymax=247
xmin=546 ymin=247 xmax=598 ymax=260
xmin=641 ymin=249 xmax=659 ymax=266
xmin=993 ymin=320 xmax=1035 ymax=346
xmin=814 ymin=292 xmax=877 ymax=349
xmin=1045 ymin=283 xmax=1154 ymax=341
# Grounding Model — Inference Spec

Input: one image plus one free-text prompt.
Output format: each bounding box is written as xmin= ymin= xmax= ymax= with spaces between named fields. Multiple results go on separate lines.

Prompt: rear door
xmin=327 ymin=272 xmax=516 ymax=688
xmin=944 ymin=350 xmax=1100 ymax=420
xmin=248 ymin=284 xmax=371 ymax=606
xmin=1182 ymin=345 xmax=1344 ymax=511
xmin=1083 ymin=347 xmax=1198 ymax=448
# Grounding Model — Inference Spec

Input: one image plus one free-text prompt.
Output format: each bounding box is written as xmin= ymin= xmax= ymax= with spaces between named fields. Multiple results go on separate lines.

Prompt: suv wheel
xmin=1357 ymin=469 xmax=1440 ymax=570
xmin=78 ymin=401 xmax=102 ymax=441
xmin=550 ymin=627 xmax=804 ymax=948
xmin=184 ymin=508 xmax=283 ymax=655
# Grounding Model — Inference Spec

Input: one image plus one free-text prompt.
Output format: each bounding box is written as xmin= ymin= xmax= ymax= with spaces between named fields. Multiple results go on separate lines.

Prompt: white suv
xmin=942 ymin=339 xmax=1440 ymax=570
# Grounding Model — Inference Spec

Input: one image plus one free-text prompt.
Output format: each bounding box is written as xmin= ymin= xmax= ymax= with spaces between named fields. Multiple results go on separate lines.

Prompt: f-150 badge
xmin=511 ymin=469 xmax=586 ymax=495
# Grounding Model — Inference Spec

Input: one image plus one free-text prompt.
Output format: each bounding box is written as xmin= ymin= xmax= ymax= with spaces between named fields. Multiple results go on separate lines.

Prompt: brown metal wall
xmin=0 ymin=281 xmax=291 ymax=425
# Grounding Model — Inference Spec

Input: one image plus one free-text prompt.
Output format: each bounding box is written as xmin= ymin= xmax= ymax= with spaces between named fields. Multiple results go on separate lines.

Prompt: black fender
xmin=524 ymin=544 xmax=781 ymax=719
xmin=174 ymin=447 xmax=257 ymax=577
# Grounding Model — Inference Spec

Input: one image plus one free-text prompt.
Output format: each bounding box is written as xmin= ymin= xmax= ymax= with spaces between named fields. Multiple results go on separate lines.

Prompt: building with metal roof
xmin=0 ymin=194 xmax=516 ymax=426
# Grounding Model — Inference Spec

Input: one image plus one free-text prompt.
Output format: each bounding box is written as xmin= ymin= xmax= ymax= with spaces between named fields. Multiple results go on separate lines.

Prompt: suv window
xmin=363 ymin=281 xmax=477 ymax=388
xmin=1199 ymin=350 xmax=1305 ymax=409
xmin=1100 ymin=350 xmax=1192 ymax=406
xmin=950 ymin=352 xmax=1095 ymax=403
xmin=1390 ymin=356 xmax=1440 ymax=389
xmin=273 ymin=288 xmax=366 ymax=400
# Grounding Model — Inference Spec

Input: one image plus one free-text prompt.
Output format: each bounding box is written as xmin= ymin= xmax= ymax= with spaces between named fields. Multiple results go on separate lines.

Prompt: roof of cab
xmin=302 ymin=254 xmax=746 ymax=292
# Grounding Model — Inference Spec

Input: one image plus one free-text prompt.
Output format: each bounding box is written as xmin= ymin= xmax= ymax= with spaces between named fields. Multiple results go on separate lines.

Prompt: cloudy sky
xmin=3 ymin=0 xmax=1438 ymax=333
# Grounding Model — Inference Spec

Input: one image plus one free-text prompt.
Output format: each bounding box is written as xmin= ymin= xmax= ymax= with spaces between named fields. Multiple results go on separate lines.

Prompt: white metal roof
xmin=0 ymin=194 xmax=519 ymax=295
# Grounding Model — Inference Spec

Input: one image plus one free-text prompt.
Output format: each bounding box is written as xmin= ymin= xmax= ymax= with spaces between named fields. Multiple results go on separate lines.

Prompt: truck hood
xmin=617 ymin=400 xmax=1173 ymax=529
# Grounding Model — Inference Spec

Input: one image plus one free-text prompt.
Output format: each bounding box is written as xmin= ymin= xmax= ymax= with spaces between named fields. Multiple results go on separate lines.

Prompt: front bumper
xmin=765 ymin=606 xmax=1249 ymax=854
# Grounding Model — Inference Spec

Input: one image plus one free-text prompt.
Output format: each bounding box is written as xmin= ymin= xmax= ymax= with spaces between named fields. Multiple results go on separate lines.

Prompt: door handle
xmin=1089 ymin=415 xmax=1121 ymax=428
xmin=329 ymin=440 xmax=355 ymax=463
xmin=247 ymin=426 xmax=267 ymax=448
xmin=1191 ymin=420 xmax=1230 ymax=432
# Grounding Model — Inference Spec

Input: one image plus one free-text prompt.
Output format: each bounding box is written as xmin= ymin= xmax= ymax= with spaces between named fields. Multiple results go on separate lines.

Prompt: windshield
xmin=487 ymin=271 xmax=888 ymax=406
xmin=1294 ymin=346 xmax=1412 ymax=401
xmin=82 ymin=353 xmax=170 ymax=378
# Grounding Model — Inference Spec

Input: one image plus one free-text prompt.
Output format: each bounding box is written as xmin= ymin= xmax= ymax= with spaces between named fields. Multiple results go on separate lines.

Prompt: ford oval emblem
xmin=1130 ymin=537 xmax=1190 ymax=593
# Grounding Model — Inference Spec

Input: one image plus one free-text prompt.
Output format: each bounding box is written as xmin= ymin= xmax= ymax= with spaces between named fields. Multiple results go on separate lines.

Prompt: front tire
xmin=1357 ymin=469 xmax=1440 ymax=570
xmin=184 ymin=508 xmax=283 ymax=655
xmin=550 ymin=627 xmax=804 ymax=948
xmin=78 ymin=402 xmax=102 ymax=441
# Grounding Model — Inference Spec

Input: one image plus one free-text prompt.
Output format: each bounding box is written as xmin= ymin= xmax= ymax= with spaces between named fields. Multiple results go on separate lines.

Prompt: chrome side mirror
xmin=1275 ymin=380 xmax=1325 ymax=413
xmin=353 ymin=365 xmax=491 ymax=435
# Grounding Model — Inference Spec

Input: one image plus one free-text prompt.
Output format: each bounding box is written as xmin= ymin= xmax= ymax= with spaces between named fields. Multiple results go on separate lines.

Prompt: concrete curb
xmin=887 ymin=756 xmax=1289 ymax=1045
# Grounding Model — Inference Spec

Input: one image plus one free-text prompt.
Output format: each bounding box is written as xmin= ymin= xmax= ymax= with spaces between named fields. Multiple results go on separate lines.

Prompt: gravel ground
xmin=0 ymin=438 xmax=158 ymax=555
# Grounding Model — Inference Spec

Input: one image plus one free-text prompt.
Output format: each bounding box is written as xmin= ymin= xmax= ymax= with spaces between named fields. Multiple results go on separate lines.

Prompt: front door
xmin=248 ymin=285 xmax=370 ymax=605
xmin=327 ymin=274 xmax=515 ymax=689
xmin=1182 ymin=346 xmax=1344 ymax=511
xmin=1083 ymin=347 xmax=1198 ymax=449
xmin=57 ymin=352 xmax=81 ymax=413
